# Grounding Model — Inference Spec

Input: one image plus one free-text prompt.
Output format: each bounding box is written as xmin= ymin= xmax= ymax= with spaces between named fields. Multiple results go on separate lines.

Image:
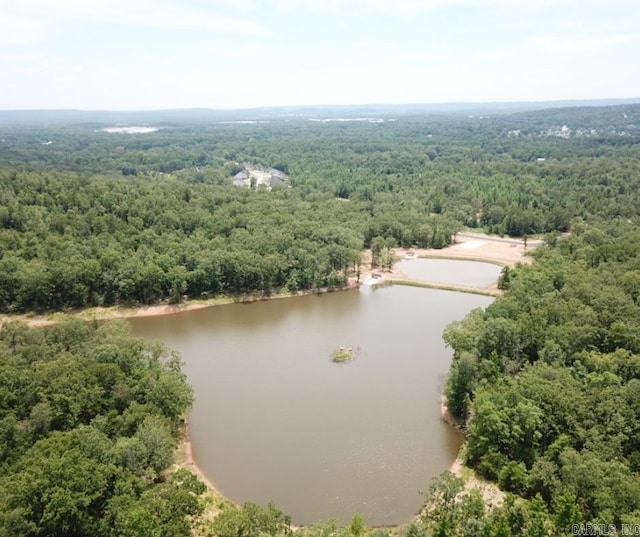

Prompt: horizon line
xmin=2 ymin=97 xmax=640 ymax=114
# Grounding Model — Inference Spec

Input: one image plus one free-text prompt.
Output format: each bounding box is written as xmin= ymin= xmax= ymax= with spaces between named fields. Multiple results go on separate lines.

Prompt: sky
xmin=1 ymin=0 xmax=639 ymax=110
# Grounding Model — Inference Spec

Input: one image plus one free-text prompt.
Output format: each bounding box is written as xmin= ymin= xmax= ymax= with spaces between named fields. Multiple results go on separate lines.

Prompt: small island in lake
xmin=332 ymin=347 xmax=356 ymax=363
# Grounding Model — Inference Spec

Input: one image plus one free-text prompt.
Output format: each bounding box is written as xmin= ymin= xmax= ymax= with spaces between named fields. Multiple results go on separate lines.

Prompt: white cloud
xmin=276 ymin=0 xmax=580 ymax=16
xmin=276 ymin=0 xmax=352 ymax=13
xmin=215 ymin=0 xmax=258 ymax=10
xmin=531 ymin=34 xmax=636 ymax=53
xmin=7 ymin=0 xmax=267 ymax=36
xmin=275 ymin=0 xmax=640 ymax=20
xmin=276 ymin=0 xmax=465 ymax=15
xmin=2 ymin=0 xmax=639 ymax=109
xmin=366 ymin=0 xmax=466 ymax=15
xmin=0 ymin=14 xmax=48 ymax=44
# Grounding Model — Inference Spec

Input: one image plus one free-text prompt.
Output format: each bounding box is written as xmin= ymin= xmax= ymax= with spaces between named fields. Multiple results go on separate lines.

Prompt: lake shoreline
xmin=175 ymin=424 xmax=229 ymax=503
xmin=439 ymin=392 xmax=464 ymax=477
xmin=3 ymin=232 xmax=522 ymax=525
xmin=4 ymin=285 xmax=358 ymax=328
xmin=440 ymin=391 xmax=505 ymax=509
xmin=2 ymin=231 xmax=532 ymax=329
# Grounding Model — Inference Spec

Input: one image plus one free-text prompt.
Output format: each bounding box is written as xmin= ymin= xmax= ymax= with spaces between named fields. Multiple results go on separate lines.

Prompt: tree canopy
xmin=444 ymin=221 xmax=640 ymax=527
xmin=2 ymin=104 xmax=640 ymax=312
xmin=0 ymin=320 xmax=203 ymax=536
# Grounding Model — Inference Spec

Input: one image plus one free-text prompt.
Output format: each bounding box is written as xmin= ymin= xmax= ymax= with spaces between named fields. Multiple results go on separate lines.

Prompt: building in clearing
xmin=232 ymin=164 xmax=290 ymax=190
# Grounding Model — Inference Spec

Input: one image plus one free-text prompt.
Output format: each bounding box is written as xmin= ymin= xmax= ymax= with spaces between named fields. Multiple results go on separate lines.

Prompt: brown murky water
xmin=396 ymin=258 xmax=503 ymax=288
xmin=130 ymin=283 xmax=493 ymax=526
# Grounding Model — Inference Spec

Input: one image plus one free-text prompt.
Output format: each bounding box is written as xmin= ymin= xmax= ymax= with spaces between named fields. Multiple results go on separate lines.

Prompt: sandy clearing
xmin=457 ymin=239 xmax=485 ymax=249
xmin=421 ymin=232 xmax=539 ymax=267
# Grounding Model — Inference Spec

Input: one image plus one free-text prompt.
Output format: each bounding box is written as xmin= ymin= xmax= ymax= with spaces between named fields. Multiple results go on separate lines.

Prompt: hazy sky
xmin=2 ymin=0 xmax=639 ymax=110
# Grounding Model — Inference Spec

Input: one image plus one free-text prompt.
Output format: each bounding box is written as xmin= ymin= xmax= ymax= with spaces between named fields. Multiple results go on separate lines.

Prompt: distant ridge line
xmin=1 ymin=98 xmax=639 ymax=125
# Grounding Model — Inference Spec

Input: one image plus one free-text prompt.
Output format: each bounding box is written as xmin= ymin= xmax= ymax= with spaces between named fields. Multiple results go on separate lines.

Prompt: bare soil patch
xmin=408 ymin=231 xmax=539 ymax=268
xmin=355 ymin=231 xmax=537 ymax=292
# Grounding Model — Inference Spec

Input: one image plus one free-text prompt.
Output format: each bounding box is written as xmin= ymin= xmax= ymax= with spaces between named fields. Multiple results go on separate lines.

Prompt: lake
xmin=129 ymin=262 xmax=496 ymax=526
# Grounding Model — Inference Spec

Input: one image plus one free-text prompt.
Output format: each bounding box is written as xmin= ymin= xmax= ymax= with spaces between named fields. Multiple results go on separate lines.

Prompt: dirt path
xmin=403 ymin=231 xmax=538 ymax=269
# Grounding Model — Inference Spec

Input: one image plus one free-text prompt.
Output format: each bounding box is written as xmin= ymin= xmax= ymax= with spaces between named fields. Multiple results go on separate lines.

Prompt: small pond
xmin=395 ymin=258 xmax=503 ymax=288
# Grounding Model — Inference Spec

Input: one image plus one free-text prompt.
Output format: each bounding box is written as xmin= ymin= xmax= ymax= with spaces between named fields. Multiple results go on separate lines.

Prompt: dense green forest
xmin=1 ymin=104 xmax=640 ymax=312
xmin=442 ymin=221 xmax=640 ymax=532
xmin=0 ymin=320 xmax=203 ymax=535
xmin=1 ymin=103 xmax=640 ymax=535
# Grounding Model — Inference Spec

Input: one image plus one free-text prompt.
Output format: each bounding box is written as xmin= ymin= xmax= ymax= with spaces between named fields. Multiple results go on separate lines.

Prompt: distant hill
xmin=495 ymin=102 xmax=640 ymax=134
xmin=1 ymin=98 xmax=639 ymax=126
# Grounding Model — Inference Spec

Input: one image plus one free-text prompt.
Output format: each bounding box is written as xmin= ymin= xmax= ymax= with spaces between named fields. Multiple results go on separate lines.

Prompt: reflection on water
xmin=130 ymin=284 xmax=493 ymax=526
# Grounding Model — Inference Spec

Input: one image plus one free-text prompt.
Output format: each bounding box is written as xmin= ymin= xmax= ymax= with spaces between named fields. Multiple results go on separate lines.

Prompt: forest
xmin=1 ymin=102 xmax=640 ymax=535
xmin=1 ymin=103 xmax=640 ymax=312
xmin=0 ymin=320 xmax=202 ymax=535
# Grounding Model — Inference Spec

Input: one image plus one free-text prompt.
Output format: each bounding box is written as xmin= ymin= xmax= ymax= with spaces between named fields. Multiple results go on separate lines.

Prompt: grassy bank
xmin=385 ymin=279 xmax=502 ymax=297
